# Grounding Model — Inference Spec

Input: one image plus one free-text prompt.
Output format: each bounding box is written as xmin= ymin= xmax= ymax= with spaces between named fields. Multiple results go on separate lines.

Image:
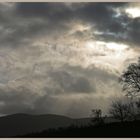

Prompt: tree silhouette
xmin=109 ymin=100 xmax=130 ymax=122
xmin=90 ymin=109 xmax=104 ymax=125
xmin=135 ymin=99 xmax=140 ymax=115
xmin=119 ymin=58 xmax=140 ymax=98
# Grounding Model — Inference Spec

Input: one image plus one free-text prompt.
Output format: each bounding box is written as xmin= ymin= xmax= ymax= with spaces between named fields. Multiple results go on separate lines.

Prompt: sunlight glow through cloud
xmin=125 ymin=8 xmax=140 ymax=18
xmin=85 ymin=41 xmax=129 ymax=59
xmin=84 ymin=40 xmax=138 ymax=74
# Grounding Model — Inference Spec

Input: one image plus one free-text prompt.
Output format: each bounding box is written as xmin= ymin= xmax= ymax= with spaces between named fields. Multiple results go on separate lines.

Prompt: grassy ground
xmin=20 ymin=120 xmax=140 ymax=138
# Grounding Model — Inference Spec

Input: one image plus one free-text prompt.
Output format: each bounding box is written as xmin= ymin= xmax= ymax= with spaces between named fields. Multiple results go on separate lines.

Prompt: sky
xmin=0 ymin=2 xmax=140 ymax=118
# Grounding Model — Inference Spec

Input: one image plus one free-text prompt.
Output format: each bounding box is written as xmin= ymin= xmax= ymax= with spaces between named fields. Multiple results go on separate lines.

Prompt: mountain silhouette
xmin=0 ymin=113 xmax=92 ymax=137
xmin=0 ymin=113 xmax=120 ymax=137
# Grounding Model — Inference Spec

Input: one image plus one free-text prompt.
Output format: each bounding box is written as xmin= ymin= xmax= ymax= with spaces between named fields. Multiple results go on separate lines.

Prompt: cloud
xmin=0 ymin=3 xmax=130 ymax=48
xmin=49 ymin=70 xmax=94 ymax=94
xmin=0 ymin=3 xmax=139 ymax=117
xmin=0 ymin=63 xmax=121 ymax=117
xmin=0 ymin=2 xmax=139 ymax=48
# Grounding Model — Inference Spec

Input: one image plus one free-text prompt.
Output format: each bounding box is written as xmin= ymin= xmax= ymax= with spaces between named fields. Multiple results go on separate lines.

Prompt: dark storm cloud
xmin=0 ymin=85 xmax=58 ymax=114
xmin=0 ymin=63 xmax=118 ymax=115
xmin=46 ymin=63 xmax=118 ymax=95
xmin=15 ymin=3 xmax=73 ymax=19
xmin=0 ymin=2 xmax=139 ymax=48
xmin=49 ymin=70 xmax=94 ymax=93
xmin=76 ymin=3 xmax=140 ymax=47
xmin=78 ymin=3 xmax=140 ymax=47
xmin=0 ymin=3 xmax=72 ymax=47
xmin=74 ymin=3 xmax=132 ymax=45
xmin=126 ymin=17 xmax=140 ymax=46
xmin=0 ymin=87 xmax=35 ymax=114
xmin=62 ymin=64 xmax=118 ymax=82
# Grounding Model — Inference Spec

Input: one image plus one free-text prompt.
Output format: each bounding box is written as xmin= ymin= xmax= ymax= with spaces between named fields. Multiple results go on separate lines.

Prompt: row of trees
xmin=91 ymin=57 xmax=140 ymax=123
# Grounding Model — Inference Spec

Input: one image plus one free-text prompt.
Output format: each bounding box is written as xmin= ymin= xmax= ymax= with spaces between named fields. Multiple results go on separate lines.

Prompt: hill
xmin=0 ymin=113 xmax=121 ymax=137
xmin=0 ymin=113 xmax=91 ymax=137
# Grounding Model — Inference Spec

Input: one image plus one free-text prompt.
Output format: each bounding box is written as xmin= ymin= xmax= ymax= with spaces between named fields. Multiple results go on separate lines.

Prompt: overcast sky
xmin=0 ymin=3 xmax=140 ymax=117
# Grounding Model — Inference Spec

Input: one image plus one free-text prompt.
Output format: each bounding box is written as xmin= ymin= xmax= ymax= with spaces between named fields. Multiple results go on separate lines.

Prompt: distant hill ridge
xmin=0 ymin=113 xmax=119 ymax=137
xmin=0 ymin=113 xmax=91 ymax=137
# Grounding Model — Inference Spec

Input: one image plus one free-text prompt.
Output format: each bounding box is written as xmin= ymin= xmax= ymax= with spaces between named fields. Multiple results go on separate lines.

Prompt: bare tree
xmin=119 ymin=58 xmax=140 ymax=98
xmin=90 ymin=109 xmax=104 ymax=125
xmin=91 ymin=109 xmax=102 ymax=119
xmin=136 ymin=99 xmax=140 ymax=109
xmin=135 ymin=99 xmax=140 ymax=115
xmin=109 ymin=100 xmax=130 ymax=122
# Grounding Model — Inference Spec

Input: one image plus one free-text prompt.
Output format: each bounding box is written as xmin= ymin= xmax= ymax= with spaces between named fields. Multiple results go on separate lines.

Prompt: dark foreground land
xmin=0 ymin=113 xmax=139 ymax=138
xmin=21 ymin=120 xmax=140 ymax=138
